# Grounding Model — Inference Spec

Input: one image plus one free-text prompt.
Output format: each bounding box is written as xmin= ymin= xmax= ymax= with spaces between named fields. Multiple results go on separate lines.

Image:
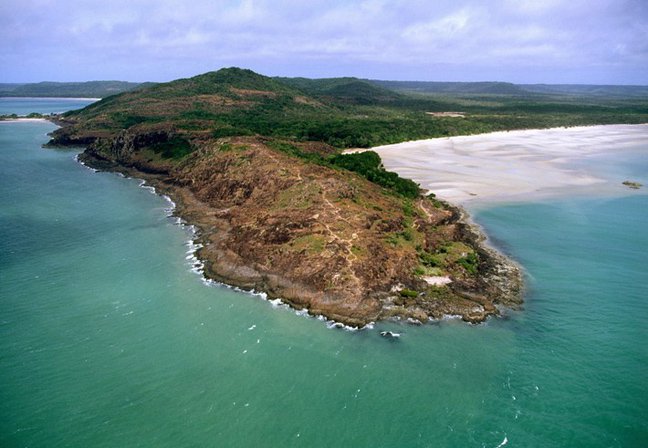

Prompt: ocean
xmin=1 ymin=99 xmax=646 ymax=447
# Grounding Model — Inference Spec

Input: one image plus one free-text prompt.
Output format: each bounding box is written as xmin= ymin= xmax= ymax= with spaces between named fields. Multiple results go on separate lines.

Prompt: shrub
xmin=457 ymin=252 xmax=479 ymax=275
xmin=328 ymin=151 xmax=420 ymax=198
xmin=399 ymin=289 xmax=419 ymax=298
xmin=149 ymin=136 xmax=193 ymax=159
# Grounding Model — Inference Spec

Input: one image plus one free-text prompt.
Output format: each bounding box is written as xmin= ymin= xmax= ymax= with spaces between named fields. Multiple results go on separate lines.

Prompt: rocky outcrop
xmin=67 ymin=132 xmax=523 ymax=327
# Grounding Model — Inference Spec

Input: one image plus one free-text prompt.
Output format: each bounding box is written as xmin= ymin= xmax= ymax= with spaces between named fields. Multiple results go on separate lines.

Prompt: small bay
xmin=1 ymin=100 xmax=646 ymax=447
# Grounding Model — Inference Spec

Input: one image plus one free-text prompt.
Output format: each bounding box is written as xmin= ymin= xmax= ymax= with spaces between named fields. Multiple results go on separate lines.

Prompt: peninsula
xmin=46 ymin=68 xmax=647 ymax=326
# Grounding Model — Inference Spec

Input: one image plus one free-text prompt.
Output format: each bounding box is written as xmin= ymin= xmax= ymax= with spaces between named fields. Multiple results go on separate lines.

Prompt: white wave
xmin=161 ymin=195 xmax=176 ymax=215
xmin=73 ymin=154 xmax=98 ymax=172
xmin=325 ymin=320 xmax=362 ymax=332
xmin=269 ymin=298 xmax=285 ymax=308
xmin=495 ymin=436 xmax=508 ymax=448
xmin=108 ymin=173 xmax=377 ymax=333
xmin=138 ymin=180 xmax=156 ymax=195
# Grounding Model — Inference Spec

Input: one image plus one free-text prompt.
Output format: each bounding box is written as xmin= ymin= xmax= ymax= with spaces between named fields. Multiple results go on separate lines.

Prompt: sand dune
xmin=367 ymin=124 xmax=648 ymax=205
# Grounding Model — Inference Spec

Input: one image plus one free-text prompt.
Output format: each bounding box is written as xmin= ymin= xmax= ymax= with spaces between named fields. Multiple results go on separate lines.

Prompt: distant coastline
xmin=0 ymin=96 xmax=101 ymax=101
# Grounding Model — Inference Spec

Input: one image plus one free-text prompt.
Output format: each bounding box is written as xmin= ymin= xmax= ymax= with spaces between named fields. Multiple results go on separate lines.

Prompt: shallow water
xmin=0 ymin=97 xmax=96 ymax=116
xmin=1 ymin=102 xmax=646 ymax=447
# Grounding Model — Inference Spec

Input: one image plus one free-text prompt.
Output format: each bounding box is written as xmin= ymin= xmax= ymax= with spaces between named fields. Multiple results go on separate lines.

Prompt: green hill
xmin=50 ymin=67 xmax=524 ymax=326
xmin=370 ymin=80 xmax=528 ymax=95
xmin=45 ymin=67 xmax=647 ymax=325
xmin=519 ymin=84 xmax=648 ymax=98
xmin=53 ymin=67 xmax=648 ymax=152
xmin=58 ymin=68 xmax=443 ymax=148
xmin=0 ymin=81 xmax=144 ymax=98
xmin=277 ymin=76 xmax=402 ymax=104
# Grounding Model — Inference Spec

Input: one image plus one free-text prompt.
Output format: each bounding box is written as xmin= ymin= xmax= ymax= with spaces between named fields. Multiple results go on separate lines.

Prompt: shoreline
xmin=0 ymin=118 xmax=49 ymax=123
xmin=0 ymin=96 xmax=101 ymax=101
xmin=73 ymin=148 xmax=523 ymax=327
xmin=366 ymin=123 xmax=648 ymax=206
xmin=65 ymin=125 xmax=524 ymax=327
xmin=51 ymin=120 xmax=647 ymax=327
xmin=126 ymin=170 xmax=383 ymax=331
xmin=367 ymin=122 xmax=648 ymax=148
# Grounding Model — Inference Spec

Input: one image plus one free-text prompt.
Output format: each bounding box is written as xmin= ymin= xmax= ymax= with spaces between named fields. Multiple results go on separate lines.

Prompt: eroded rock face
xmin=72 ymin=134 xmax=522 ymax=326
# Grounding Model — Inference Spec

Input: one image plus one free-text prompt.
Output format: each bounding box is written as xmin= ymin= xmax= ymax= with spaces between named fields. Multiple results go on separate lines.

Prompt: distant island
xmin=45 ymin=68 xmax=648 ymax=326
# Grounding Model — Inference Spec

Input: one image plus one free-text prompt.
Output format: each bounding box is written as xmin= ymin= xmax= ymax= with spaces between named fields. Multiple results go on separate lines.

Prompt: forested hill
xmin=50 ymin=67 xmax=524 ymax=326
xmin=0 ymin=81 xmax=146 ymax=98
xmin=370 ymin=79 xmax=648 ymax=98
xmin=4 ymin=75 xmax=647 ymax=100
xmin=52 ymin=67 xmax=648 ymax=150
xmin=45 ymin=67 xmax=646 ymax=325
xmin=371 ymin=80 xmax=528 ymax=95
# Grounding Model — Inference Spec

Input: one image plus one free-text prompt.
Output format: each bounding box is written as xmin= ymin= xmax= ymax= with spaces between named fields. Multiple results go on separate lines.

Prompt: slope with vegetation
xmin=46 ymin=68 xmax=648 ymax=325
xmin=0 ymin=81 xmax=146 ymax=98
xmin=49 ymin=68 xmax=530 ymax=325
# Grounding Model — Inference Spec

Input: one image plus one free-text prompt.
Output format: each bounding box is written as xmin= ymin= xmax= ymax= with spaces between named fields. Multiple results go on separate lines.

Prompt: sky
xmin=1 ymin=0 xmax=647 ymax=84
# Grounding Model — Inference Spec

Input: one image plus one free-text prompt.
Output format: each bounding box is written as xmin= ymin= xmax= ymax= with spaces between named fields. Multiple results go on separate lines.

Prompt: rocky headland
xmin=47 ymin=68 xmax=523 ymax=327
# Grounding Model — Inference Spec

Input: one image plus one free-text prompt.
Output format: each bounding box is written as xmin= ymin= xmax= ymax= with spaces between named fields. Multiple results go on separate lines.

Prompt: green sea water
xmin=1 ymin=101 xmax=647 ymax=447
xmin=0 ymin=97 xmax=95 ymax=116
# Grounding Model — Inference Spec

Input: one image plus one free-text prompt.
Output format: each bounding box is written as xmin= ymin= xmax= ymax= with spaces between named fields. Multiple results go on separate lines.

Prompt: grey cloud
xmin=0 ymin=0 xmax=646 ymax=83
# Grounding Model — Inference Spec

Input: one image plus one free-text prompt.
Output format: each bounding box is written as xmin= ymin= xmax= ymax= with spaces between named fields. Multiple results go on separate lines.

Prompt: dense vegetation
xmin=370 ymin=79 xmax=648 ymax=98
xmin=328 ymin=151 xmax=420 ymax=198
xmin=265 ymin=142 xmax=419 ymax=198
xmin=60 ymin=68 xmax=648 ymax=153
xmin=51 ymin=67 xmax=647 ymax=196
xmin=0 ymin=81 xmax=146 ymax=98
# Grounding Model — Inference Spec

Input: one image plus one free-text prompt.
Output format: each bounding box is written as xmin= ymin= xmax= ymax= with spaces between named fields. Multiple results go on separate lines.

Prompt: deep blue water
xmin=0 ymin=100 xmax=646 ymax=447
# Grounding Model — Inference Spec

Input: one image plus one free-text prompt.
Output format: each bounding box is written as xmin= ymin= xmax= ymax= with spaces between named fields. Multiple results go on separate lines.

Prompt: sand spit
xmin=366 ymin=124 xmax=648 ymax=205
xmin=0 ymin=118 xmax=49 ymax=123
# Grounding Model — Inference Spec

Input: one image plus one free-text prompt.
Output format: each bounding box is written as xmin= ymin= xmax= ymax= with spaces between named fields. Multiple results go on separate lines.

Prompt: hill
xmin=519 ymin=84 xmax=648 ymax=98
xmin=46 ymin=68 xmax=648 ymax=325
xmin=277 ymin=76 xmax=403 ymax=104
xmin=49 ymin=67 xmax=524 ymax=325
xmin=55 ymin=68 xmax=648 ymax=153
xmin=0 ymin=81 xmax=145 ymax=98
xmin=371 ymin=80 xmax=529 ymax=95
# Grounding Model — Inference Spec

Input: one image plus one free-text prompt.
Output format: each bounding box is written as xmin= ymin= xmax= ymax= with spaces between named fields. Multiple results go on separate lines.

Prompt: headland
xmin=44 ymin=68 xmax=648 ymax=327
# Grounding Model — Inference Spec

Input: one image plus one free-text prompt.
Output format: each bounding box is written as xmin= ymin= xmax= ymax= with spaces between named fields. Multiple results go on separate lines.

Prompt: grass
xmin=288 ymin=234 xmax=327 ymax=254
xmin=273 ymin=182 xmax=320 ymax=210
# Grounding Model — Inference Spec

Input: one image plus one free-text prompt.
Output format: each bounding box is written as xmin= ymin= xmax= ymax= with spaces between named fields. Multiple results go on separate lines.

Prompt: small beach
xmin=0 ymin=117 xmax=48 ymax=122
xmin=369 ymin=124 xmax=648 ymax=205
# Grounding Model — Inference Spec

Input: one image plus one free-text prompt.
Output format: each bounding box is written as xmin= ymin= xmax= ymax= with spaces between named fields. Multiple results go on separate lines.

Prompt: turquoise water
xmin=1 ymin=103 xmax=647 ymax=447
xmin=0 ymin=97 xmax=96 ymax=116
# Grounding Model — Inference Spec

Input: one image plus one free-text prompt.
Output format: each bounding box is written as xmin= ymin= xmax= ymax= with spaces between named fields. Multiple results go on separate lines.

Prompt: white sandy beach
xmin=365 ymin=124 xmax=648 ymax=205
xmin=0 ymin=118 xmax=48 ymax=122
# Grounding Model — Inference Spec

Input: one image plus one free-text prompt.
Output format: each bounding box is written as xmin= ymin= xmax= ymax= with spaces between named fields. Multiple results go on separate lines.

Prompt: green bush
xmin=457 ymin=252 xmax=479 ymax=275
xmin=419 ymin=251 xmax=440 ymax=267
xmin=399 ymin=289 xmax=419 ymax=298
xmin=150 ymin=136 xmax=193 ymax=159
xmin=328 ymin=152 xmax=420 ymax=198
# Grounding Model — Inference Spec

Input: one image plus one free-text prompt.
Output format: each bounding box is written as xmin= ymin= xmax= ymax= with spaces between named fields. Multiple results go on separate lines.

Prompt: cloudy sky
xmin=1 ymin=0 xmax=647 ymax=84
